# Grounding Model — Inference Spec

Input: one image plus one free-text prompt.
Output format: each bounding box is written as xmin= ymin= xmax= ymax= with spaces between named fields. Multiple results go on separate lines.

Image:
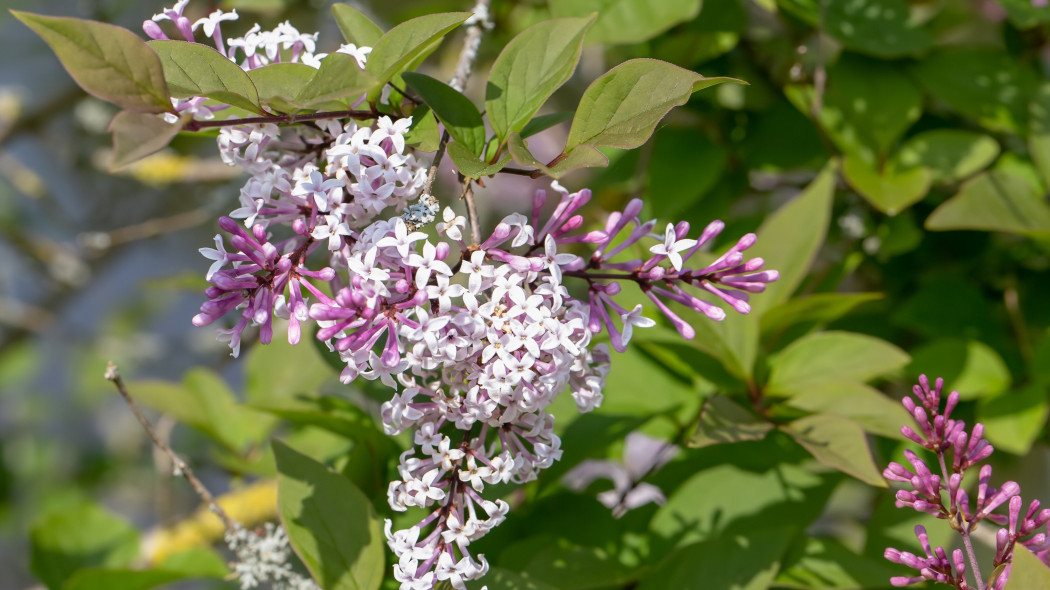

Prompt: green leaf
xmin=12 ymin=11 xmax=171 ymax=112
xmin=907 ymin=339 xmax=1012 ymax=401
xmin=782 ymin=382 xmax=911 ymax=440
xmin=1005 ymin=545 xmax=1050 ymax=590
xmin=62 ymin=569 xmax=185 ymax=590
xmin=273 ymin=440 xmax=384 ymax=590
xmin=997 ymin=0 xmax=1050 ymax=30
xmin=30 ymin=501 xmax=140 ymax=590
xmin=364 ymin=12 xmax=471 ymax=102
xmin=251 ymin=396 xmax=379 ymax=442
xmin=910 ymin=48 xmax=1038 ymax=134
xmin=247 ymin=63 xmax=317 ymax=112
xmin=518 ymin=540 xmax=635 ymax=589
xmin=108 ymin=111 xmax=189 ymax=170
xmin=767 ymin=331 xmax=910 ymax=396
xmin=775 ymin=537 xmax=904 ymax=589
xmin=402 ymin=72 xmax=485 ymax=156
xmin=784 ymin=413 xmax=886 ymax=487
xmin=549 ymin=0 xmax=701 ymax=45
xmin=296 ymin=53 xmax=376 ymax=108
xmin=147 ymin=40 xmax=262 ymax=114
xmin=977 ymin=383 xmax=1050 ymax=455
xmin=129 ymin=368 xmax=262 ymax=452
xmin=1029 ymin=83 xmax=1050 ymax=190
xmin=332 ymin=3 xmax=383 ymax=46
xmin=403 ymin=105 xmax=441 ymax=151
xmin=778 ymin=0 xmax=930 ymax=58
xmin=447 ymin=141 xmax=512 ymax=178
xmin=745 ymin=160 xmax=837 ymax=315
xmin=519 ymin=111 xmax=574 ymax=139
xmin=925 ymin=169 xmax=1050 ymax=234
xmin=566 ymin=58 xmax=743 ymax=151
xmin=689 ymin=395 xmax=773 ymax=448
xmin=478 ymin=568 xmax=559 ymax=590
xmin=245 ymin=333 xmax=335 ymax=406
xmin=507 ymin=134 xmax=608 ymax=178
xmin=898 ymin=130 xmax=1000 ymax=185
xmin=794 ymin=54 xmax=922 ymax=163
xmin=157 ymin=547 xmax=229 ymax=578
xmin=638 ymin=529 xmax=794 ymax=590
xmin=842 ymin=153 xmax=931 ymax=215
xmin=486 ymin=16 xmax=594 ymax=144
xmin=761 ymin=292 xmax=883 ymax=338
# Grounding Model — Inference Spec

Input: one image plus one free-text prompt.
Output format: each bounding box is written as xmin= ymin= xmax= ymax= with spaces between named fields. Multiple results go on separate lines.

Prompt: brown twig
xmin=104 ymin=361 xmax=237 ymax=533
xmin=460 ymin=178 xmax=482 ymax=244
xmin=182 ymin=109 xmax=389 ymax=131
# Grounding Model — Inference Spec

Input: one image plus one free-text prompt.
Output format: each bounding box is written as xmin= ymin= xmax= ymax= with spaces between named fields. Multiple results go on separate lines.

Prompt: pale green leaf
xmin=447 ymin=141 xmax=512 ymax=178
xmin=508 ymin=134 xmax=608 ymax=179
xmin=566 ymin=58 xmax=742 ymax=150
xmin=273 ymin=441 xmax=384 ymax=590
xmin=332 ymin=3 xmax=383 ymax=46
xmin=247 ymin=63 xmax=317 ymax=112
xmin=486 ymin=16 xmax=594 ymax=143
xmin=898 ymin=129 xmax=1000 ymax=185
xmin=549 ymin=0 xmax=701 ymax=45
xmin=925 ymin=169 xmax=1050 ymax=234
xmin=1004 ymin=544 xmax=1050 ymax=590
xmin=147 ymin=40 xmax=262 ymax=114
xmin=30 ymin=502 xmax=139 ymax=590
xmin=767 ymin=331 xmax=910 ymax=396
xmin=783 ymin=381 xmax=911 ymax=440
xmin=108 ymin=111 xmax=189 ymax=170
xmin=842 ymin=153 xmax=931 ymax=215
xmin=13 ymin=11 xmax=171 ymax=112
xmin=775 ymin=537 xmax=903 ymax=589
xmin=784 ymin=413 xmax=886 ymax=487
xmin=364 ymin=12 xmax=471 ymax=101
xmin=296 ymin=53 xmax=376 ymax=107
xmin=62 ymin=569 xmax=186 ymax=590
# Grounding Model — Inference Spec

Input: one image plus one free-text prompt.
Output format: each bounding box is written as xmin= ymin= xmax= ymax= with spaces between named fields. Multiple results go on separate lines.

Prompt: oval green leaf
xmin=332 ymin=3 xmax=383 ymax=47
xmin=247 ymin=63 xmax=318 ymax=113
xmin=12 ymin=11 xmax=171 ymax=112
xmin=767 ymin=331 xmax=910 ymax=396
xmin=109 ymin=111 xmax=189 ymax=170
xmin=63 ymin=569 xmax=187 ymax=590
xmin=402 ymin=72 xmax=485 ymax=156
xmin=898 ymin=129 xmax=1000 ymax=185
xmin=784 ymin=413 xmax=886 ymax=487
xmin=925 ymin=169 xmax=1050 ymax=234
xmin=842 ymin=153 xmax=931 ymax=215
xmin=485 ymin=15 xmax=595 ymax=144
xmin=296 ymin=53 xmax=376 ymax=108
xmin=364 ymin=12 xmax=471 ymax=102
xmin=1005 ymin=543 xmax=1050 ymax=589
xmin=447 ymin=141 xmax=512 ymax=178
xmin=778 ymin=0 xmax=930 ymax=58
xmin=147 ymin=40 xmax=262 ymax=114
xmin=273 ymin=440 xmax=384 ymax=590
xmin=550 ymin=0 xmax=701 ymax=45
xmin=30 ymin=501 xmax=140 ymax=590
xmin=565 ymin=58 xmax=742 ymax=151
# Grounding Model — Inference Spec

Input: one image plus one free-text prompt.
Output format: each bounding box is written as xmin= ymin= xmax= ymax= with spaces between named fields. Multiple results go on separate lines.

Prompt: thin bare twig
xmin=460 ymin=178 xmax=482 ymax=244
xmin=104 ymin=361 xmax=236 ymax=533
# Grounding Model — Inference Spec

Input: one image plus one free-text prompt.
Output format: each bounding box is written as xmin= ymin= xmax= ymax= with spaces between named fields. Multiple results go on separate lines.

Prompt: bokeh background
xmin=2 ymin=0 xmax=1050 ymax=589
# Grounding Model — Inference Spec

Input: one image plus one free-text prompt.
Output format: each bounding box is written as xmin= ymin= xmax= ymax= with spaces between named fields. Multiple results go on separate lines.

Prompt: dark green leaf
xmin=519 ymin=540 xmax=635 ymax=589
xmin=910 ymin=48 xmax=1038 ymax=134
xmin=1029 ymin=83 xmax=1050 ymax=189
xmin=147 ymin=40 xmax=262 ymax=114
xmin=638 ymin=529 xmax=794 ymax=590
xmin=519 ymin=111 xmax=573 ymax=139
xmin=30 ymin=502 xmax=139 ymax=590
xmin=402 ymin=72 xmax=485 ymax=156
xmin=108 ymin=111 xmax=189 ymax=170
xmin=767 ymin=331 xmax=910 ymax=396
xmin=62 ymin=569 xmax=185 ymax=590
xmin=977 ymin=383 xmax=1050 ymax=455
xmin=247 ymin=63 xmax=317 ymax=113
xmin=251 ymin=396 xmax=378 ymax=442
xmin=332 ymin=3 xmax=383 ymax=46
xmin=646 ymin=127 xmax=726 ymax=219
xmin=689 ymin=395 xmax=773 ymax=448
xmin=925 ymin=169 xmax=1050 ymax=234
xmin=296 ymin=53 xmax=376 ymax=108
xmin=778 ymin=0 xmax=930 ymax=58
xmin=549 ymin=0 xmax=702 ymax=45
xmin=745 ymin=160 xmax=837 ymax=315
xmin=906 ymin=339 xmax=1011 ymax=401
xmin=477 ymin=568 xmax=559 ymax=590
xmin=486 ymin=16 xmax=594 ymax=144
xmin=841 ymin=153 xmax=931 ymax=215
xmin=775 ymin=537 xmax=904 ymax=589
xmin=784 ymin=413 xmax=886 ymax=487
xmin=447 ymin=141 xmax=512 ymax=178
xmin=365 ymin=12 xmax=471 ymax=102
xmin=403 ymin=105 xmax=441 ymax=151
xmin=13 ymin=11 xmax=171 ymax=112
xmin=273 ymin=440 xmax=384 ymax=590
xmin=761 ymin=292 xmax=883 ymax=338
xmin=997 ymin=0 xmax=1050 ymax=30
xmin=898 ymin=130 xmax=1000 ymax=185
xmin=566 ymin=59 xmax=743 ymax=151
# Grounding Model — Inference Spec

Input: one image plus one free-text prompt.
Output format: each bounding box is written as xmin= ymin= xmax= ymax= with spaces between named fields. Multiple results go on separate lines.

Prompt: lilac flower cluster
xmin=884 ymin=376 xmax=1050 ymax=590
xmin=144 ymin=2 xmax=780 ymax=587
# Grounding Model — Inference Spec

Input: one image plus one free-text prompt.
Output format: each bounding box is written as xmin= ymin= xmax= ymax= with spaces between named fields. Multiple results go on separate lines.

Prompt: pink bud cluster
xmin=884 ymin=376 xmax=1050 ymax=590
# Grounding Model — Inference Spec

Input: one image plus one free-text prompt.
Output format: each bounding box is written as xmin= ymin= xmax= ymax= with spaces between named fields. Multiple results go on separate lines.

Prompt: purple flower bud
xmin=143 ymin=20 xmax=168 ymax=40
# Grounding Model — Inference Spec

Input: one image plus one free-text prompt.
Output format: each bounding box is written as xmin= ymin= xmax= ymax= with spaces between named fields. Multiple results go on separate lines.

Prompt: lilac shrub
xmin=885 ymin=375 xmax=1050 ymax=590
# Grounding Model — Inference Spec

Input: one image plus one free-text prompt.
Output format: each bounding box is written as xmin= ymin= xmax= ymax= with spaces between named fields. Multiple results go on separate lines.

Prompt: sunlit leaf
xmin=63 ymin=569 xmax=186 ymax=590
xmin=108 ymin=111 xmax=189 ymax=170
xmin=30 ymin=502 xmax=139 ymax=590
xmin=273 ymin=441 xmax=384 ymax=590
xmin=147 ymin=40 xmax=262 ymax=114
xmin=842 ymin=153 xmax=931 ymax=215
xmin=898 ymin=130 xmax=1000 ymax=185
xmin=767 ymin=331 xmax=910 ymax=396
xmin=1005 ymin=543 xmax=1050 ymax=589
xmin=977 ymin=383 xmax=1050 ymax=455
xmin=690 ymin=395 xmax=773 ymax=448
xmin=332 ymin=3 xmax=383 ymax=46
xmin=782 ymin=381 xmax=910 ymax=440
xmin=448 ymin=141 xmax=512 ymax=178
xmin=638 ymin=529 xmax=794 ymax=590
xmin=925 ymin=169 xmax=1050 ymax=234
xmin=486 ymin=16 xmax=594 ymax=144
xmin=296 ymin=53 xmax=376 ymax=107
xmin=784 ymin=413 xmax=886 ymax=487
xmin=549 ymin=0 xmax=701 ymax=45
xmin=13 ymin=11 xmax=171 ymax=112
xmin=508 ymin=133 xmax=608 ymax=178
xmin=778 ymin=0 xmax=930 ymax=57
xmin=402 ymin=72 xmax=485 ymax=156
xmin=365 ymin=12 xmax=471 ymax=102
xmin=1028 ymin=83 xmax=1050 ymax=189
xmin=247 ymin=63 xmax=317 ymax=112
